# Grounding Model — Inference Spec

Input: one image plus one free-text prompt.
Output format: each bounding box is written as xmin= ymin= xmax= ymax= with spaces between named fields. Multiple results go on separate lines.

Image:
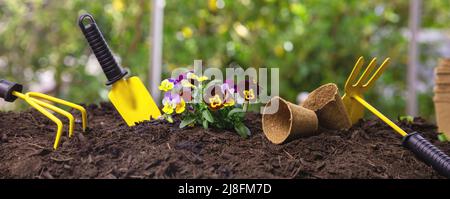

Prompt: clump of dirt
xmin=0 ymin=102 xmax=449 ymax=179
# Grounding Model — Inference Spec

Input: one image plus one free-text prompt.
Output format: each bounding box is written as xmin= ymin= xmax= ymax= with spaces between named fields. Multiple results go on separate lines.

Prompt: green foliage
xmin=178 ymin=99 xmax=250 ymax=138
xmin=234 ymin=122 xmax=251 ymax=138
xmin=179 ymin=115 xmax=196 ymax=129
xmin=0 ymin=0 xmax=151 ymax=105
xmin=160 ymin=71 xmax=251 ymax=137
xmin=399 ymin=115 xmax=414 ymax=124
xmin=228 ymin=108 xmax=245 ymax=118
xmin=202 ymin=110 xmax=214 ymax=123
xmin=437 ymin=133 xmax=448 ymax=143
xmin=0 ymin=0 xmax=449 ymax=120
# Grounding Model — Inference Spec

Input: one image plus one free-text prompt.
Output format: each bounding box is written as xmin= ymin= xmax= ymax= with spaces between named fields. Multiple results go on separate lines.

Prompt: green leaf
xmin=166 ymin=115 xmax=174 ymax=123
xmin=234 ymin=123 xmax=250 ymax=138
xmin=202 ymin=119 xmax=209 ymax=129
xmin=202 ymin=110 xmax=214 ymax=123
xmin=399 ymin=115 xmax=414 ymax=123
xmin=179 ymin=117 xmax=196 ymax=128
xmin=438 ymin=133 xmax=448 ymax=142
xmin=228 ymin=108 xmax=245 ymax=118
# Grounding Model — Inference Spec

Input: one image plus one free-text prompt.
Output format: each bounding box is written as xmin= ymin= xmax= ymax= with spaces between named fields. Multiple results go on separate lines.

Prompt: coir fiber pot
xmin=262 ymin=96 xmax=319 ymax=144
xmin=434 ymin=94 xmax=450 ymax=103
xmin=435 ymin=67 xmax=450 ymax=75
xmin=434 ymin=83 xmax=450 ymax=93
xmin=433 ymin=96 xmax=450 ymax=138
xmin=435 ymin=75 xmax=450 ymax=84
xmin=301 ymin=83 xmax=352 ymax=130
xmin=437 ymin=58 xmax=450 ymax=67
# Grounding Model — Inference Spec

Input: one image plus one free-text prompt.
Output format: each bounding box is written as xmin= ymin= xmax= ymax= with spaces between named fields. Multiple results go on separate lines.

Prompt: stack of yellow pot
xmin=434 ymin=58 xmax=450 ymax=138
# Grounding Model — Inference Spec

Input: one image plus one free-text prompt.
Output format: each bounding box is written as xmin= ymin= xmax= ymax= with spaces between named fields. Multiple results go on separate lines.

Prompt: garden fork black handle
xmin=78 ymin=13 xmax=127 ymax=86
xmin=0 ymin=79 xmax=23 ymax=102
xmin=403 ymin=132 xmax=450 ymax=178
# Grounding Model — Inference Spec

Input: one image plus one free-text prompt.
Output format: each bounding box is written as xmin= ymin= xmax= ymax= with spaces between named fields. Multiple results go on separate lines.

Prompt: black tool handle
xmin=403 ymin=132 xmax=450 ymax=178
xmin=0 ymin=79 xmax=23 ymax=102
xmin=78 ymin=14 xmax=127 ymax=85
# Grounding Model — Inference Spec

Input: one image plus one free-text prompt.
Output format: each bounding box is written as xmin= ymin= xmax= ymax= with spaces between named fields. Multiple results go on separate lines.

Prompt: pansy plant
xmin=158 ymin=71 xmax=256 ymax=138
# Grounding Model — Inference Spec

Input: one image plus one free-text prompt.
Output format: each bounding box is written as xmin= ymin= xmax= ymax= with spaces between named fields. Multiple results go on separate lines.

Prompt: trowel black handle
xmin=0 ymin=79 xmax=23 ymax=102
xmin=78 ymin=14 xmax=127 ymax=85
xmin=403 ymin=132 xmax=450 ymax=178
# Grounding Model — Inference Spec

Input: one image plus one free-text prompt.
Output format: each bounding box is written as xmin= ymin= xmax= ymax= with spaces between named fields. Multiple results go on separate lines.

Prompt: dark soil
xmin=0 ymin=102 xmax=449 ymax=179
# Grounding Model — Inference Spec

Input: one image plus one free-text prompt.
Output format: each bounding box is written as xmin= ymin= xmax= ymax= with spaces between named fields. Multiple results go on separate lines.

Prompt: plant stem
xmin=243 ymin=101 xmax=249 ymax=112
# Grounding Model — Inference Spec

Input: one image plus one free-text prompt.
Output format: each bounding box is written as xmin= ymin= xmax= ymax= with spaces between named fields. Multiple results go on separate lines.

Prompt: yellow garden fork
xmin=341 ymin=57 xmax=407 ymax=136
xmin=342 ymin=57 xmax=450 ymax=178
xmin=0 ymin=79 xmax=87 ymax=150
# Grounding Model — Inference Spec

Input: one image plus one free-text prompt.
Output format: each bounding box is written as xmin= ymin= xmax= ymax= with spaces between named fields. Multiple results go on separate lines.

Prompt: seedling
xmin=0 ymin=79 xmax=87 ymax=149
xmin=399 ymin=115 xmax=414 ymax=124
xmin=438 ymin=133 xmax=448 ymax=142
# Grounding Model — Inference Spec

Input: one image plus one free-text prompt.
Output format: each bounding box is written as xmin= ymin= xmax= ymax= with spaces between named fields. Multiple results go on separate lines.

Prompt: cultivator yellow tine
xmin=354 ymin=57 xmax=377 ymax=87
xmin=28 ymin=97 xmax=75 ymax=137
xmin=342 ymin=57 xmax=406 ymax=137
xmin=11 ymin=91 xmax=87 ymax=149
xmin=344 ymin=56 xmax=364 ymax=90
xmin=1 ymin=80 xmax=87 ymax=150
xmin=363 ymin=58 xmax=390 ymax=89
xmin=13 ymin=91 xmax=64 ymax=149
xmin=26 ymin=92 xmax=87 ymax=132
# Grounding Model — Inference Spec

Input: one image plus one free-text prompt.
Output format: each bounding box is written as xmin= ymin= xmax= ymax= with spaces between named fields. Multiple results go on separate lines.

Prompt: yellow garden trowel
xmin=78 ymin=14 xmax=161 ymax=126
xmin=342 ymin=57 xmax=450 ymax=178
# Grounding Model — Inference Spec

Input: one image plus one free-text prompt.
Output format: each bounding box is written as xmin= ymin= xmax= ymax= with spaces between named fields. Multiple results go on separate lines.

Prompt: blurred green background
xmin=1 ymin=0 xmax=449 ymax=120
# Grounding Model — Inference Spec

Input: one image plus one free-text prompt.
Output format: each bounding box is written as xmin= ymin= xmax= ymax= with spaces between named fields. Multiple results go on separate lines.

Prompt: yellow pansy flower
xmin=158 ymin=79 xmax=174 ymax=92
xmin=162 ymin=102 xmax=175 ymax=114
xmin=181 ymin=79 xmax=196 ymax=88
xmin=209 ymin=94 xmax=223 ymax=109
xmin=176 ymin=98 xmax=186 ymax=114
xmin=244 ymin=89 xmax=255 ymax=100
xmin=188 ymin=73 xmax=208 ymax=82
xmin=197 ymin=76 xmax=208 ymax=82
xmin=224 ymin=97 xmax=235 ymax=107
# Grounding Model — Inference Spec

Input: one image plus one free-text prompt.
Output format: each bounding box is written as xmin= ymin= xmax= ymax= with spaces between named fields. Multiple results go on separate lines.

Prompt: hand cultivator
xmin=0 ymin=79 xmax=87 ymax=150
xmin=342 ymin=57 xmax=450 ymax=178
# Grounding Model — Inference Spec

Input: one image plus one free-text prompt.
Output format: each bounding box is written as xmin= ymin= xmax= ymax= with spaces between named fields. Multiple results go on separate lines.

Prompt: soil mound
xmin=0 ymin=103 xmax=448 ymax=178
